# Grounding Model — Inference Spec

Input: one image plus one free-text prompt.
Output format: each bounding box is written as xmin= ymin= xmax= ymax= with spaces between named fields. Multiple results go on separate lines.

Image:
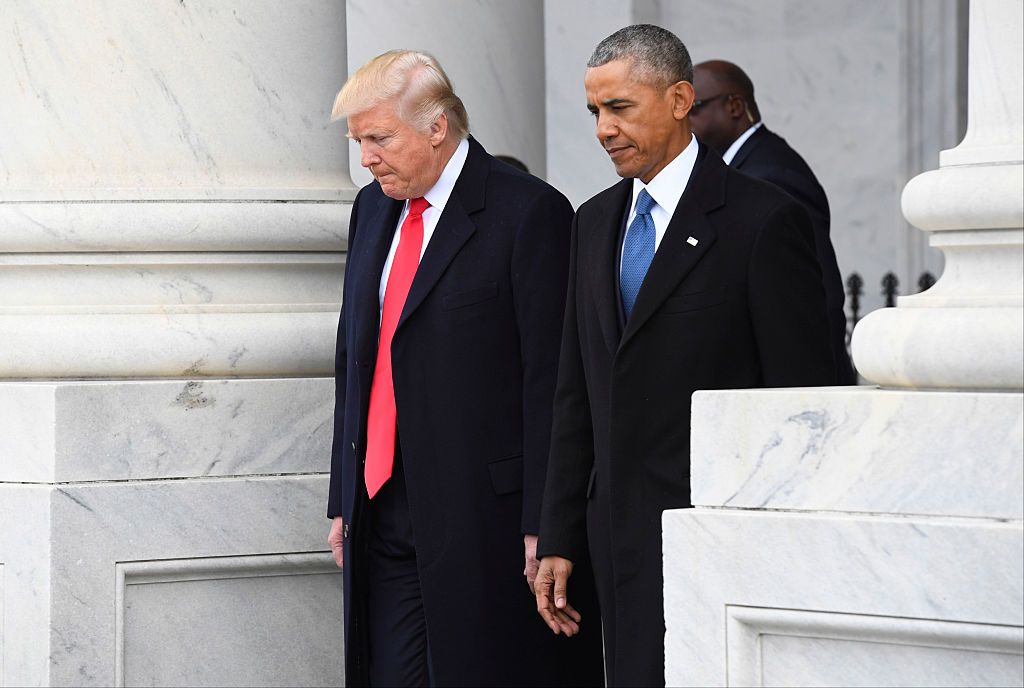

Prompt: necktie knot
xmin=634 ymin=189 xmax=655 ymax=216
xmin=409 ymin=197 xmax=429 ymax=217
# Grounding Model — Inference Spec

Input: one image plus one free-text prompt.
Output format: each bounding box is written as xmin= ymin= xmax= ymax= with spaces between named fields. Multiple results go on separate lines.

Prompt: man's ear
xmin=727 ymin=95 xmax=747 ymax=121
xmin=429 ymin=112 xmax=449 ymax=147
xmin=672 ymin=81 xmax=695 ymax=121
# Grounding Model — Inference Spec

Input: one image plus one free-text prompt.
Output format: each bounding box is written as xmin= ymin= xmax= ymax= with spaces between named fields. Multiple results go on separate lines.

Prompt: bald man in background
xmin=690 ymin=60 xmax=854 ymax=384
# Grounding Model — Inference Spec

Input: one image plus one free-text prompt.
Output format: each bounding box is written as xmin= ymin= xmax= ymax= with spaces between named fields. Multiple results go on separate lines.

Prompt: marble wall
xmin=0 ymin=379 xmax=342 ymax=687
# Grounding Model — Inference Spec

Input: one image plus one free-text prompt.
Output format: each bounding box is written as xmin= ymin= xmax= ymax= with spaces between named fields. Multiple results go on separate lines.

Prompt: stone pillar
xmin=0 ymin=2 xmax=351 ymax=685
xmin=852 ymin=0 xmax=1023 ymax=390
xmin=663 ymin=2 xmax=1023 ymax=685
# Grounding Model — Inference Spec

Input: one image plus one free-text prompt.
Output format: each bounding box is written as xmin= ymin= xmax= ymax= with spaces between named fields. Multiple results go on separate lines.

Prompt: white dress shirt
xmin=622 ymin=133 xmax=700 ymax=270
xmin=721 ymin=121 xmax=763 ymax=165
xmin=379 ymin=137 xmax=470 ymax=310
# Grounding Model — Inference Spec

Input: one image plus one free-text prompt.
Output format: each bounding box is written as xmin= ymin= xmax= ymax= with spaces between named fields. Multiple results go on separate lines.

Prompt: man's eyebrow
xmin=602 ymin=98 xmax=632 ymax=107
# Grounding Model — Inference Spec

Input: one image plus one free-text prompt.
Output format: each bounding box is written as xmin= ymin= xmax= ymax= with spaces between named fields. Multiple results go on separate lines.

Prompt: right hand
xmin=328 ymin=517 xmax=345 ymax=568
xmin=534 ymin=555 xmax=581 ymax=636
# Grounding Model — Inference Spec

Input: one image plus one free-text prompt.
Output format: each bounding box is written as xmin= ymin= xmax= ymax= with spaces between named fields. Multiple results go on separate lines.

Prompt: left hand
xmin=523 ymin=534 xmax=540 ymax=591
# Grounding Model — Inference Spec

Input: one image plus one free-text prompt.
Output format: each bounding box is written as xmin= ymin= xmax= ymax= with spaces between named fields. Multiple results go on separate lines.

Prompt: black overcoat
xmin=730 ymin=125 xmax=855 ymax=384
xmin=537 ymin=144 xmax=836 ymax=686
xmin=328 ymin=139 xmax=604 ymax=686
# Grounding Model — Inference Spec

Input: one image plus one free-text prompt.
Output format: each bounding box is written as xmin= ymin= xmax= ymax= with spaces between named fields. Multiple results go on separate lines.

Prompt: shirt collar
xmin=631 ymin=133 xmax=699 ymax=216
xmin=422 ymin=137 xmax=470 ymax=212
xmin=722 ymin=121 xmax=763 ymax=165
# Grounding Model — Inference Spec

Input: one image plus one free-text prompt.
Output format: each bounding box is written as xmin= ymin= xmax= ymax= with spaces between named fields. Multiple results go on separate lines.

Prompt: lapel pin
xmin=686 ymin=236 xmax=699 ymax=246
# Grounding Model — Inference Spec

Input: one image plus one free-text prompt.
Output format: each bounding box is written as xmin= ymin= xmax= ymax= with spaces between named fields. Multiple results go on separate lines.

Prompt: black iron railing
xmin=845 ymin=271 xmax=936 ymax=346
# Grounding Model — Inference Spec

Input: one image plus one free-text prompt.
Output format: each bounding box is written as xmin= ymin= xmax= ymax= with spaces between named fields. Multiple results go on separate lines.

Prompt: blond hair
xmin=331 ymin=50 xmax=470 ymax=140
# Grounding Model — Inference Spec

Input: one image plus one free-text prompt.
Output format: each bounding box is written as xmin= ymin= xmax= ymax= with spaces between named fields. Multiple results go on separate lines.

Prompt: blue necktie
xmin=620 ymin=189 xmax=656 ymax=319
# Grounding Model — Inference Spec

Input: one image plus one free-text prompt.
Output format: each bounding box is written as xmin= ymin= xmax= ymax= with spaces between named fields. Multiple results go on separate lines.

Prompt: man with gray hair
xmin=327 ymin=50 xmax=602 ymax=686
xmin=534 ymin=25 xmax=835 ymax=685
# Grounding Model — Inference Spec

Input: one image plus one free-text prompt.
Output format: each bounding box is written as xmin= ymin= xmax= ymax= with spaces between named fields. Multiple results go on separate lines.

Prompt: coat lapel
xmin=591 ymin=180 xmax=631 ymax=355
xmin=619 ymin=144 xmax=727 ymax=350
xmin=397 ymin=138 xmax=485 ymax=331
xmin=353 ymin=192 xmax=402 ymax=361
xmin=728 ymin=124 xmax=768 ymax=169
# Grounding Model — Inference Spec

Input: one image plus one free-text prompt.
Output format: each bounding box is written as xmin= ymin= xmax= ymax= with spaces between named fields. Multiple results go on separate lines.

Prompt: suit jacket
xmin=537 ymin=143 xmax=836 ymax=685
xmin=730 ymin=125 xmax=855 ymax=383
xmin=328 ymin=138 xmax=603 ymax=687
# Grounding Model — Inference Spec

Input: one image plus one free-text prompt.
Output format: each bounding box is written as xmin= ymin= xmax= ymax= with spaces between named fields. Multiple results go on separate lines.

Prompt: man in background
xmin=690 ymin=59 xmax=855 ymax=384
xmin=534 ymin=25 xmax=836 ymax=686
xmin=328 ymin=50 xmax=602 ymax=686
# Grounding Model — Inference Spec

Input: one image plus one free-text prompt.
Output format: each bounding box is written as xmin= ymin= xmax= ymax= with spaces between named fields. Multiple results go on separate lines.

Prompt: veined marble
xmin=0 ymin=1 xmax=353 ymax=201
xmin=0 ymin=310 xmax=339 ymax=378
xmin=0 ymin=201 xmax=351 ymax=253
xmin=663 ymin=509 xmax=1024 ymax=687
xmin=0 ymin=475 xmax=342 ymax=687
xmin=854 ymin=0 xmax=1022 ymax=391
xmin=542 ymin=0 xmax=630 ymax=209
xmin=690 ymin=387 xmax=1024 ymax=519
xmin=0 ymin=378 xmax=334 ymax=483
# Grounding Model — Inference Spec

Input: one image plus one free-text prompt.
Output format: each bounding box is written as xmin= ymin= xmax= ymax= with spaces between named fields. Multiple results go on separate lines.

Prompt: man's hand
xmin=328 ymin=517 xmax=345 ymax=568
xmin=524 ymin=534 xmax=540 ymax=591
xmin=534 ymin=555 xmax=581 ymax=636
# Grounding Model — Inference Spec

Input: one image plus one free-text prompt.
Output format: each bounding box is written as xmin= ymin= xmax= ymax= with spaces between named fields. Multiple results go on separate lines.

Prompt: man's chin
xmin=612 ymin=161 xmax=637 ymax=179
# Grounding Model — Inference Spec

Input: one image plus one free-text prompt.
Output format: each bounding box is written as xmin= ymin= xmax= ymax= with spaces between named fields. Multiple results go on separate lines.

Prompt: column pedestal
xmin=0 ymin=379 xmax=343 ymax=687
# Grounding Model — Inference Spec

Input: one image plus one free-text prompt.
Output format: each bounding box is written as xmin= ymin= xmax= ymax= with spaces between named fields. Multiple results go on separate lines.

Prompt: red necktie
xmin=365 ymin=197 xmax=429 ymax=498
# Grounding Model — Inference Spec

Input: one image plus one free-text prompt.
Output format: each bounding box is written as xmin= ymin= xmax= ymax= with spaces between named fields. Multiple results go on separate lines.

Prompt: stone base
xmin=664 ymin=386 xmax=1024 ymax=687
xmin=0 ymin=379 xmax=343 ymax=687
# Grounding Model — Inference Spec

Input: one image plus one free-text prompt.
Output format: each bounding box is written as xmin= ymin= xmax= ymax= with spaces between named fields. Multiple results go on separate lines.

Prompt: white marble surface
xmin=0 ymin=310 xmax=339 ymax=378
xmin=0 ymin=486 xmax=53 ymax=687
xmin=0 ymin=253 xmax=343 ymax=310
xmin=0 ymin=379 xmax=334 ymax=483
xmin=855 ymin=0 xmax=1023 ymax=390
xmin=663 ymin=509 xmax=1024 ymax=687
xmin=0 ymin=201 xmax=351 ymax=253
xmin=0 ymin=475 xmax=341 ymax=687
xmin=690 ymin=387 xmax=1024 ymax=519
xmin=542 ymin=0 xmax=630 ymax=208
xmin=0 ymin=1 xmax=353 ymax=201
xmin=345 ymin=0 xmax=547 ymax=185
xmin=120 ymin=554 xmax=343 ymax=687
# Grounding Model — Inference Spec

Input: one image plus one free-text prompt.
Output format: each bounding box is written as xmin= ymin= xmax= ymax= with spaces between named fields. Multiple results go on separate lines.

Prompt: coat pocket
xmin=487 ymin=454 xmax=524 ymax=495
xmin=662 ymin=287 xmax=727 ymax=313
xmin=442 ymin=282 xmax=499 ymax=311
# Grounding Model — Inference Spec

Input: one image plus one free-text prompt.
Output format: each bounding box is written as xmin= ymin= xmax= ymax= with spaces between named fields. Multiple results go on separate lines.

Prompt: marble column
xmin=0 ymin=2 xmax=352 ymax=685
xmin=663 ymin=1 xmax=1023 ymax=685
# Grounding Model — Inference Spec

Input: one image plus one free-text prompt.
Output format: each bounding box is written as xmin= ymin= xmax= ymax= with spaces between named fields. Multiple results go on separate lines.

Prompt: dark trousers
xmin=587 ymin=481 xmax=665 ymax=688
xmin=366 ymin=449 xmax=433 ymax=687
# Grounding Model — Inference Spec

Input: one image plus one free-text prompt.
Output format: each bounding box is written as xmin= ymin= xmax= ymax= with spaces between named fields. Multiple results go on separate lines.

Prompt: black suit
xmin=329 ymin=138 xmax=603 ymax=686
xmin=728 ymin=125 xmax=855 ymax=384
xmin=537 ymin=143 xmax=836 ymax=686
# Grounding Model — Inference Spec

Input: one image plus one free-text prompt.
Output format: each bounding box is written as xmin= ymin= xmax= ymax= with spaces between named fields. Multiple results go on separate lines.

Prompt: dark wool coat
xmin=329 ymin=138 xmax=604 ymax=687
xmin=538 ymin=143 xmax=837 ymax=686
xmin=729 ymin=125 xmax=854 ymax=384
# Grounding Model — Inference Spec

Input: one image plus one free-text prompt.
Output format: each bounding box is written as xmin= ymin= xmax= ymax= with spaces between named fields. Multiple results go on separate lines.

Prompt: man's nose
xmin=359 ymin=142 xmax=379 ymax=168
xmin=595 ymin=113 xmax=617 ymax=141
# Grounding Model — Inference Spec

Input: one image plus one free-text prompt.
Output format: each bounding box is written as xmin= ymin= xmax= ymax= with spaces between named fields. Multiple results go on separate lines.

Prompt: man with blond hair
xmin=326 ymin=50 xmax=602 ymax=686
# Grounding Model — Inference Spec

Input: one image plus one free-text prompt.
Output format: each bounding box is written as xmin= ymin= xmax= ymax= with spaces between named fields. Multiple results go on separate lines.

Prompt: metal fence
xmin=846 ymin=271 xmax=937 ymax=346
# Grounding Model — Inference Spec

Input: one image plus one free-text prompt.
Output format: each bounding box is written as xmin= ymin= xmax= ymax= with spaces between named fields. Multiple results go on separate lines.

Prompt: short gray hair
xmin=588 ymin=24 xmax=693 ymax=88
